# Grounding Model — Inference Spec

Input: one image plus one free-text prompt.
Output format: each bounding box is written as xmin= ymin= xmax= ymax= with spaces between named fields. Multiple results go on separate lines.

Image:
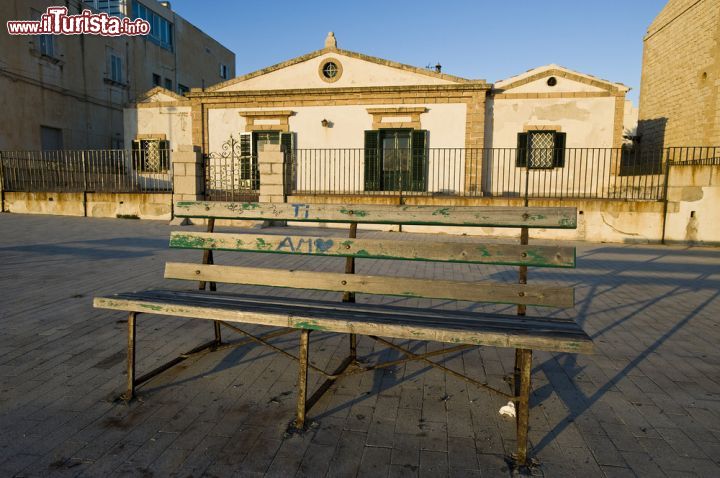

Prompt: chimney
xmin=325 ymin=31 xmax=337 ymax=49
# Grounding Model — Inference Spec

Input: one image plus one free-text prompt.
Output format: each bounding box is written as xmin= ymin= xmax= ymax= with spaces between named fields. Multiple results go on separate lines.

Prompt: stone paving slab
xmin=0 ymin=213 xmax=719 ymax=477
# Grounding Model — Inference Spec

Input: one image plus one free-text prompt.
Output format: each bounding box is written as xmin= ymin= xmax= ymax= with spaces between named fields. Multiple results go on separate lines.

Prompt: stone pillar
xmin=258 ymin=144 xmax=286 ymax=203
xmin=170 ymin=145 xmax=203 ymax=224
xmin=171 ymin=145 xmax=204 ymax=204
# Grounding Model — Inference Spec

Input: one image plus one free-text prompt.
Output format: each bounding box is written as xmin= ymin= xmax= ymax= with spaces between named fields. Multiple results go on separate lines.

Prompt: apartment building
xmin=0 ymin=0 xmax=235 ymax=150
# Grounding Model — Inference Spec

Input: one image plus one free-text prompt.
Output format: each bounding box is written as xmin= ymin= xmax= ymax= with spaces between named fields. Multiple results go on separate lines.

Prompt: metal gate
xmin=203 ymin=135 xmax=259 ymax=201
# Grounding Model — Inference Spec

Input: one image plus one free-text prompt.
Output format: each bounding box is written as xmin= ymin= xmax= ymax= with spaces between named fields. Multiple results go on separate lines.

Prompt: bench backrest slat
xmin=174 ymin=201 xmax=577 ymax=229
xmin=164 ymin=263 xmax=575 ymax=308
xmin=169 ymin=232 xmax=576 ymax=268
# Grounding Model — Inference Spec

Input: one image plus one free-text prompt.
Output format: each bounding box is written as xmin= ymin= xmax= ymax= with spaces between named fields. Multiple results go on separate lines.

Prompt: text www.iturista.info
xmin=7 ymin=7 xmax=150 ymax=36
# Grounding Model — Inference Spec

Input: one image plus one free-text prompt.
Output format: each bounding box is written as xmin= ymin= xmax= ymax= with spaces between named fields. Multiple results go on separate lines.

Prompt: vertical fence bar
xmin=0 ymin=152 xmax=4 ymax=212
xmin=661 ymin=149 xmax=672 ymax=244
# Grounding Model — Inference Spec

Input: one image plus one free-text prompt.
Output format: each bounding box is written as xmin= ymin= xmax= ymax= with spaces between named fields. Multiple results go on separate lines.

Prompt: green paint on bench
xmin=172 ymin=202 xmax=578 ymax=229
xmin=293 ymin=320 xmax=328 ymax=331
xmin=255 ymin=238 xmax=273 ymax=251
xmin=339 ymin=207 xmax=368 ymax=218
xmin=169 ymin=232 xmax=576 ymax=269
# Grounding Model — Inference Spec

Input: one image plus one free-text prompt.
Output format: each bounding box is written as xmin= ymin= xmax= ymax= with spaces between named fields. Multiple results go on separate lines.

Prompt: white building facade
xmin=124 ymin=33 xmax=635 ymax=198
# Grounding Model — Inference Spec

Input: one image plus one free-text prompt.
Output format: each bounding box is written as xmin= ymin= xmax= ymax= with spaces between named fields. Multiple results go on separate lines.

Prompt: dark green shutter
xmin=553 ymin=132 xmax=566 ymax=167
xmin=280 ymin=132 xmax=294 ymax=193
xmin=411 ymin=129 xmax=428 ymax=192
xmin=159 ymin=140 xmax=170 ymax=171
xmin=280 ymin=132 xmax=294 ymax=158
xmin=364 ymin=130 xmax=381 ymax=191
xmin=240 ymin=133 xmax=252 ymax=158
xmin=240 ymin=133 xmax=254 ymax=188
xmin=516 ymin=132 xmax=528 ymax=167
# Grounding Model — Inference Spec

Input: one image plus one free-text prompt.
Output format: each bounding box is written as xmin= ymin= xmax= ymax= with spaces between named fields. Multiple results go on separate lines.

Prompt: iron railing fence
xmin=0 ymin=150 xmax=172 ymax=193
xmin=289 ymin=147 xmax=691 ymax=201
xmin=664 ymin=146 xmax=720 ymax=166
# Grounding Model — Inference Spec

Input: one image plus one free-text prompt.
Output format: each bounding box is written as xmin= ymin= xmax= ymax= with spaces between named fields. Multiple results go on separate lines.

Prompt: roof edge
xmin=494 ymin=64 xmax=629 ymax=93
xmin=205 ymin=46 xmax=489 ymax=92
xmin=136 ymin=86 xmax=189 ymax=103
xmin=187 ymin=83 xmax=490 ymax=99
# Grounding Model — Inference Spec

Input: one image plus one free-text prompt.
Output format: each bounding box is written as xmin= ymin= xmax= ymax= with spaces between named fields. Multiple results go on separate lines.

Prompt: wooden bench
xmin=94 ymin=201 xmax=592 ymax=466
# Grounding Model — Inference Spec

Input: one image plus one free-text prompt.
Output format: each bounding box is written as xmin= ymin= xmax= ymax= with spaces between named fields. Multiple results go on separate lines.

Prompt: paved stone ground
xmin=0 ymin=213 xmax=719 ymax=478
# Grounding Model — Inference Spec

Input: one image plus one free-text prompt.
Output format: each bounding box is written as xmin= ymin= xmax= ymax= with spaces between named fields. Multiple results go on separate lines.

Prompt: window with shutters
xmin=132 ymin=139 xmax=170 ymax=172
xmin=516 ymin=131 xmax=566 ymax=169
xmin=364 ymin=129 xmax=427 ymax=192
xmin=237 ymin=131 xmax=294 ymax=190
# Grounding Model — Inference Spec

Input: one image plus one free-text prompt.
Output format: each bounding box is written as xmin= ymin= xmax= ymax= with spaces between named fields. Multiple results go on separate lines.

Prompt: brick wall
xmin=638 ymin=0 xmax=720 ymax=148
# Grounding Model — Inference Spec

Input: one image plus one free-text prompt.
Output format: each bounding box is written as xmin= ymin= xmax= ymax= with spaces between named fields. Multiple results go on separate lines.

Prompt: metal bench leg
xmin=349 ymin=334 xmax=357 ymax=361
xmin=514 ymin=348 xmax=521 ymax=403
xmin=123 ymin=312 xmax=137 ymax=401
xmin=295 ymin=329 xmax=311 ymax=430
xmin=213 ymin=320 xmax=222 ymax=346
xmin=343 ymin=222 xmax=357 ymax=362
xmin=516 ymin=348 xmax=533 ymax=465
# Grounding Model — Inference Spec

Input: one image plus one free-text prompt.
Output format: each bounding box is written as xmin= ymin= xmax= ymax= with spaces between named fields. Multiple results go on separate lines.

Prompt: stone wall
xmin=2 ymin=192 xmax=172 ymax=220
xmin=664 ymin=165 xmax=720 ymax=244
xmin=638 ymin=0 xmax=720 ymax=148
xmin=288 ymin=162 xmax=720 ymax=245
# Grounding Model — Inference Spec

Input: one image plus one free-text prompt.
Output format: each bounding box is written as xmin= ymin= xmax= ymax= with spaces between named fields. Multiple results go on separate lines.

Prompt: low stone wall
xmin=664 ymin=165 xmax=720 ymax=244
xmin=2 ymin=192 xmax=172 ymax=220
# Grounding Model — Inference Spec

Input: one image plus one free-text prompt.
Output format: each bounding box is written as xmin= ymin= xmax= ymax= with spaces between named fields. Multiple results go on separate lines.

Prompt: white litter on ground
xmin=499 ymin=401 xmax=516 ymax=418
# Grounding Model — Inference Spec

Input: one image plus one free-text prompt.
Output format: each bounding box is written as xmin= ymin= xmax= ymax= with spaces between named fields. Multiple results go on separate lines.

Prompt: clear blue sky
xmin=169 ymin=0 xmax=667 ymax=105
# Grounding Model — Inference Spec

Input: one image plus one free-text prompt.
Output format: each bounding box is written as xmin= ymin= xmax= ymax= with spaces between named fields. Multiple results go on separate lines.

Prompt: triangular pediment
xmin=137 ymin=86 xmax=188 ymax=103
xmin=494 ymin=64 xmax=628 ymax=94
xmin=209 ymin=47 xmax=486 ymax=92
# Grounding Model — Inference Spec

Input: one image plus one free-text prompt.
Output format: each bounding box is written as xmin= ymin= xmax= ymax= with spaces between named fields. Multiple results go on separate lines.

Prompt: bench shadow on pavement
xmin=529 ymin=244 xmax=719 ymax=455
xmin=101 ymin=239 xmax=719 ymax=460
xmin=0 ymin=237 xmax=169 ymax=261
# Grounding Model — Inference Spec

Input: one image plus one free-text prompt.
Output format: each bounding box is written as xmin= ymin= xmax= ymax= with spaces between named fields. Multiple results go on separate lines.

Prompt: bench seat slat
xmin=174 ymin=202 xmax=577 ymax=229
xmin=164 ymin=263 xmax=575 ymax=308
xmin=93 ymin=290 xmax=593 ymax=354
xmin=104 ymin=289 xmax=582 ymax=330
xmin=170 ymin=232 xmax=576 ymax=268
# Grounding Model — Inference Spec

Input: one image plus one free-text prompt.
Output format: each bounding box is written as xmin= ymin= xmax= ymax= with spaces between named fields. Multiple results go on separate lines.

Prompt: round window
xmin=547 ymin=76 xmax=557 ymax=87
xmin=322 ymin=62 xmax=338 ymax=79
xmin=318 ymin=58 xmax=342 ymax=83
